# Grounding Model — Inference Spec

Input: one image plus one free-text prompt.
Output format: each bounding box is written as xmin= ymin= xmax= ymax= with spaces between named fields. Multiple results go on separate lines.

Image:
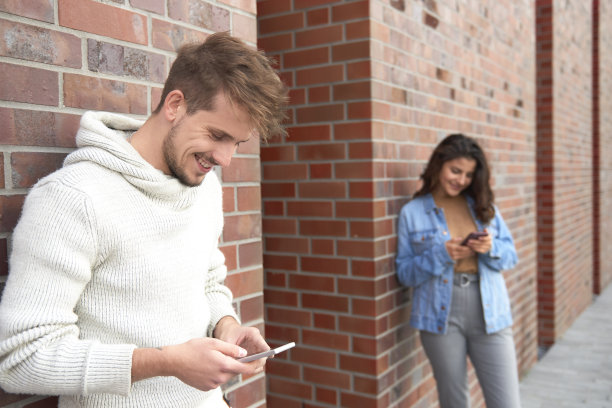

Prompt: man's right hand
xmin=132 ymin=337 xmax=253 ymax=390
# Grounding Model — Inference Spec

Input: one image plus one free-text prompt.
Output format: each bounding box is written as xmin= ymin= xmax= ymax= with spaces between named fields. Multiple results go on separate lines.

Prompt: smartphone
xmin=238 ymin=342 xmax=295 ymax=363
xmin=460 ymin=231 xmax=488 ymax=246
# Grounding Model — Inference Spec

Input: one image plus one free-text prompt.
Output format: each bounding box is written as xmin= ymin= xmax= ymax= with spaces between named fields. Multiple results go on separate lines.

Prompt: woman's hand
xmin=466 ymin=229 xmax=492 ymax=254
xmin=445 ymin=237 xmax=475 ymax=260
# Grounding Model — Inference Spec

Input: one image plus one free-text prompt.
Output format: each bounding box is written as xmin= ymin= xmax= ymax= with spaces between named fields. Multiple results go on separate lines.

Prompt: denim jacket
xmin=396 ymin=193 xmax=518 ymax=334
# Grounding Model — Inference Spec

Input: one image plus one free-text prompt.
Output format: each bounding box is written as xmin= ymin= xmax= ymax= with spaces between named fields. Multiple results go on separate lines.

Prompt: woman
xmin=396 ymin=134 xmax=521 ymax=408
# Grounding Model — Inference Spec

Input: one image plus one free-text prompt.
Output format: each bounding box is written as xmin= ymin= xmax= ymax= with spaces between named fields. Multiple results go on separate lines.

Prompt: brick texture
xmin=597 ymin=1 xmax=612 ymax=293
xmin=0 ymin=1 xmax=263 ymax=406
xmin=536 ymin=0 xmax=594 ymax=347
xmin=259 ymin=0 xmax=537 ymax=407
xmin=2 ymin=1 xmax=611 ymax=407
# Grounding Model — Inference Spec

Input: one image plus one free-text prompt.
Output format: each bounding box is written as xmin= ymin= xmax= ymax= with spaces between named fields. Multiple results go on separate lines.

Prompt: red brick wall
xmin=536 ymin=0 xmax=594 ymax=348
xmin=593 ymin=0 xmax=601 ymax=294
xmin=259 ymin=1 xmax=537 ymax=406
xmin=0 ymin=1 xmax=264 ymax=407
xmin=595 ymin=1 xmax=612 ymax=293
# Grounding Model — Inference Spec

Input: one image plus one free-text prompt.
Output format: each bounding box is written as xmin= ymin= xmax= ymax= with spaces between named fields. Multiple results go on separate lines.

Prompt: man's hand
xmin=161 ymin=337 xmax=251 ymax=390
xmin=131 ymin=334 xmax=261 ymax=391
xmin=214 ymin=316 xmax=270 ymax=373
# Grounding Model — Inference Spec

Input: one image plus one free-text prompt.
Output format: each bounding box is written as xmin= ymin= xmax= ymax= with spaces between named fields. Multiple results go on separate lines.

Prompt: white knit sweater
xmin=0 ymin=111 xmax=238 ymax=407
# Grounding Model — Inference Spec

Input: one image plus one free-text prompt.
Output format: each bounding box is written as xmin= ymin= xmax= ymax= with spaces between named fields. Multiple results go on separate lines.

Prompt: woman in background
xmin=396 ymin=133 xmax=521 ymax=408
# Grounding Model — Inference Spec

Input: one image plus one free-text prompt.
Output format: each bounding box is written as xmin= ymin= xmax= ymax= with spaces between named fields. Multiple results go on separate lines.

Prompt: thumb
xmin=212 ymin=338 xmax=248 ymax=358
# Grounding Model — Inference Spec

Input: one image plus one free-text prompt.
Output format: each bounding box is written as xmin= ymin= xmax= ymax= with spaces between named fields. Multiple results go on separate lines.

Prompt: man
xmin=0 ymin=32 xmax=287 ymax=407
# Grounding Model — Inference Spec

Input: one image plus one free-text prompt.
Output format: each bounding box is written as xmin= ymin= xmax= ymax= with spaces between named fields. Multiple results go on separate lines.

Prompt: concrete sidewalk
xmin=519 ymin=283 xmax=612 ymax=407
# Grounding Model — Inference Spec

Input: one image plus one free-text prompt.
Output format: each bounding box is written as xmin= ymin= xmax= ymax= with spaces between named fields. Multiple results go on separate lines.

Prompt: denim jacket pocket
xmin=408 ymin=229 xmax=438 ymax=255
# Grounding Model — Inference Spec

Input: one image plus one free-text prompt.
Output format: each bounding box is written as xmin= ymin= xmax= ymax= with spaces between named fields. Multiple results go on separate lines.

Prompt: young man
xmin=0 ymin=32 xmax=287 ymax=407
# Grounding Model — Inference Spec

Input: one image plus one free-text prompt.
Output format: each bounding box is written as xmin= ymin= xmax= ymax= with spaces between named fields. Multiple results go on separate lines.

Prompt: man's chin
xmin=172 ymin=170 xmax=205 ymax=187
xmin=179 ymin=178 xmax=204 ymax=187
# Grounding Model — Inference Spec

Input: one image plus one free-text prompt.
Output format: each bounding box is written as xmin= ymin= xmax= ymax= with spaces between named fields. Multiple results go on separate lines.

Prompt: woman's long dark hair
xmin=414 ymin=133 xmax=495 ymax=223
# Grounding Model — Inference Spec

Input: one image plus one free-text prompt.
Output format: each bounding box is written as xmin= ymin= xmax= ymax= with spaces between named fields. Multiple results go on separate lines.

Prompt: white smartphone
xmin=238 ymin=342 xmax=295 ymax=363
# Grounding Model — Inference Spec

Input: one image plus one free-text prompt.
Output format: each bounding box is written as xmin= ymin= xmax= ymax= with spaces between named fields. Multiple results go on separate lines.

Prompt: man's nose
xmin=213 ymin=144 xmax=236 ymax=168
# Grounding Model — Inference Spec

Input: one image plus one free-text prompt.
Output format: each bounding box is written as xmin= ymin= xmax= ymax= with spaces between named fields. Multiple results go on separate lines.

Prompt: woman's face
xmin=435 ymin=157 xmax=477 ymax=198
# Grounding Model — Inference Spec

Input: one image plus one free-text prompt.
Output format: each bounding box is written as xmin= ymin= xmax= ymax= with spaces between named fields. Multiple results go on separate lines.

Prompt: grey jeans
xmin=420 ymin=275 xmax=521 ymax=408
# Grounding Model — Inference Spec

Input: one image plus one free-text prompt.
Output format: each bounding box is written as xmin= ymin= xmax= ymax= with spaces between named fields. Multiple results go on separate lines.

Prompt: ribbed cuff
xmin=83 ymin=342 xmax=138 ymax=396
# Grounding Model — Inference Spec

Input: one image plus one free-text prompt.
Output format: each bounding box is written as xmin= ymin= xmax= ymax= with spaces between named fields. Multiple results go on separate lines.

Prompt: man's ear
xmin=162 ymin=90 xmax=185 ymax=122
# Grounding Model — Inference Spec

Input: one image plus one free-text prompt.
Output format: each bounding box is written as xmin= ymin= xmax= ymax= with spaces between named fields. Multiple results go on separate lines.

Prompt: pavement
xmin=519 ymin=283 xmax=612 ymax=407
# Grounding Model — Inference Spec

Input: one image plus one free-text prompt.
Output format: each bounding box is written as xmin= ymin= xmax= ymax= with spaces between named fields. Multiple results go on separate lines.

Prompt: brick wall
xmin=258 ymin=0 xmax=537 ymax=406
xmin=595 ymin=1 xmax=612 ymax=293
xmin=2 ymin=1 xmax=610 ymax=407
xmin=0 ymin=1 xmax=264 ymax=407
xmin=536 ymin=0 xmax=594 ymax=347
xmin=593 ymin=0 xmax=601 ymax=294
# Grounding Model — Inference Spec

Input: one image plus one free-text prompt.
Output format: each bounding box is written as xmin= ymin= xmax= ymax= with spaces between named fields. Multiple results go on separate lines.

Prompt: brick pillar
xmin=593 ymin=0 xmax=612 ymax=294
xmin=536 ymin=0 xmax=594 ymax=347
xmin=258 ymin=2 xmax=390 ymax=406
xmin=0 ymin=1 xmax=264 ymax=407
xmin=597 ymin=1 xmax=612 ymax=292
xmin=259 ymin=1 xmax=537 ymax=407
xmin=593 ymin=0 xmax=601 ymax=294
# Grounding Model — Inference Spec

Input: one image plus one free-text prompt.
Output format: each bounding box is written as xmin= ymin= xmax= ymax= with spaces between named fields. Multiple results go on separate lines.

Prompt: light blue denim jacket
xmin=396 ymin=193 xmax=518 ymax=334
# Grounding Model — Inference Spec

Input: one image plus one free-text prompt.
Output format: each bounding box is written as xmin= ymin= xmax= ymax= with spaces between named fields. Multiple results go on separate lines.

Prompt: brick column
xmin=0 ymin=1 xmax=264 ymax=406
xmin=592 ymin=0 xmax=601 ymax=294
xmin=596 ymin=0 xmax=612 ymax=293
xmin=593 ymin=0 xmax=612 ymax=294
xmin=535 ymin=0 xmax=594 ymax=348
xmin=259 ymin=1 xmax=537 ymax=407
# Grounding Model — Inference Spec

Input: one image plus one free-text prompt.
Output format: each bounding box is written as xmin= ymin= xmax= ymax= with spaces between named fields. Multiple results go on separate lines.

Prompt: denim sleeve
xmin=480 ymin=207 xmax=518 ymax=271
xmin=395 ymin=207 xmax=453 ymax=287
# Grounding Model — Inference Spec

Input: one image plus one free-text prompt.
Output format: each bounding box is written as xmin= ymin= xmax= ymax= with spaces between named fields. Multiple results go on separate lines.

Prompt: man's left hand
xmin=213 ymin=316 xmax=269 ymax=372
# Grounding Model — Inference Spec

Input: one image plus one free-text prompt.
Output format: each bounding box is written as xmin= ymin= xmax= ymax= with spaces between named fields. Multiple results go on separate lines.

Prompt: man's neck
xmin=129 ymin=114 xmax=169 ymax=174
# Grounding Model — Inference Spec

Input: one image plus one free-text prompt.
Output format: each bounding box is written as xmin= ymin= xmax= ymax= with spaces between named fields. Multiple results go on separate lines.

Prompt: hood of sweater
xmin=64 ymin=111 xmax=201 ymax=207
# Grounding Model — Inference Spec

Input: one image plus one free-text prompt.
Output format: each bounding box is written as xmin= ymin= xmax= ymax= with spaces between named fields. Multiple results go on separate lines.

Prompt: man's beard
xmin=162 ymin=122 xmax=203 ymax=187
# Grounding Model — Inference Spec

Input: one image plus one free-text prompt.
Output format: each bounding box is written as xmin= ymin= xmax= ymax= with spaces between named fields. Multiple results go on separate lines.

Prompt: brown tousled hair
xmin=153 ymin=32 xmax=288 ymax=140
xmin=414 ymin=133 xmax=495 ymax=223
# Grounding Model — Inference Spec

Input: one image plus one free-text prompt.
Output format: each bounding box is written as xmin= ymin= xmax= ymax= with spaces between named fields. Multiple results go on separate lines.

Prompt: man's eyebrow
xmin=206 ymin=126 xmax=234 ymax=141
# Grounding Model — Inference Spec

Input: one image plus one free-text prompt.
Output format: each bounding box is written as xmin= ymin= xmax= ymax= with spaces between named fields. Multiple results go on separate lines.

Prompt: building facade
xmin=0 ymin=0 xmax=609 ymax=407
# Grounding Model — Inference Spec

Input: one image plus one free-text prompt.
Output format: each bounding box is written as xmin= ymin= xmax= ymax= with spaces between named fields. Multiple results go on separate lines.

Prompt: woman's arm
xmin=395 ymin=207 xmax=454 ymax=287
xmin=479 ymin=207 xmax=518 ymax=271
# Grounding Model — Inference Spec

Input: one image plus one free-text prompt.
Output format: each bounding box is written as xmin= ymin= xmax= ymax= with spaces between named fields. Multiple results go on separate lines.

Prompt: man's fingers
xmin=206 ymin=337 xmax=248 ymax=358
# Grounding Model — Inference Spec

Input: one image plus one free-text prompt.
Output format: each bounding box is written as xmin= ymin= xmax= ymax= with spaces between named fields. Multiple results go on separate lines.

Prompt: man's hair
xmin=414 ymin=133 xmax=495 ymax=223
xmin=153 ymin=32 xmax=288 ymax=140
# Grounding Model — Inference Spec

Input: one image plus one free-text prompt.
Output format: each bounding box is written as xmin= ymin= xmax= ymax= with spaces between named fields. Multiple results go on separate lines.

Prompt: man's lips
xmin=195 ymin=153 xmax=213 ymax=173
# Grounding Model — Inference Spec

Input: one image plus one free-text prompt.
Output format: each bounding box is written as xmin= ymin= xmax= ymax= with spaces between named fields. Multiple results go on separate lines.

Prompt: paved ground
xmin=520 ymin=283 xmax=612 ymax=407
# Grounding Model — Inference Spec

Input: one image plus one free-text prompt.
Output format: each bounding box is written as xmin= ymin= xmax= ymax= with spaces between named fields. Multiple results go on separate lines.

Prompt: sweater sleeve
xmin=205 ymin=248 xmax=240 ymax=338
xmin=204 ymin=173 xmax=239 ymax=338
xmin=0 ymin=180 xmax=136 ymax=396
